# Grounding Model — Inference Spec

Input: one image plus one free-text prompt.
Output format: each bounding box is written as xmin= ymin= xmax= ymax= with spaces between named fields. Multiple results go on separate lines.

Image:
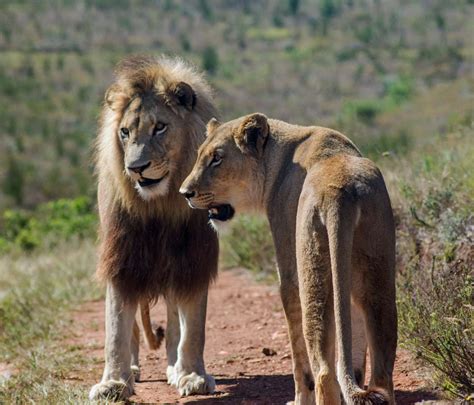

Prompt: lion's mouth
xmin=208 ymin=204 xmax=235 ymax=221
xmin=138 ymin=173 xmax=168 ymax=188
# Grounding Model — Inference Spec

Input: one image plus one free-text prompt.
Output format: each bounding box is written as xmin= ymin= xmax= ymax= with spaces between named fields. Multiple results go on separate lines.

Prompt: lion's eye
xmin=153 ymin=122 xmax=167 ymax=136
xmin=120 ymin=127 xmax=129 ymax=140
xmin=210 ymin=153 xmax=222 ymax=167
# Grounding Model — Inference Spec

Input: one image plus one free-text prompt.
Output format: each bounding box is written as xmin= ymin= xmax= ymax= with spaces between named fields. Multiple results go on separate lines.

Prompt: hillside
xmin=0 ymin=0 xmax=472 ymax=209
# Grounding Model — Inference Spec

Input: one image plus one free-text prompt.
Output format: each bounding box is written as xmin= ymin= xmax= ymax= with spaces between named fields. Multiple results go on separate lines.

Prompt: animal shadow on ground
xmin=186 ymin=374 xmax=294 ymax=404
xmin=181 ymin=374 xmax=439 ymax=404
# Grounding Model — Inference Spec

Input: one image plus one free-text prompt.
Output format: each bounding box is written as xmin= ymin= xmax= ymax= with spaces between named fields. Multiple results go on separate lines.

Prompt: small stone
xmin=262 ymin=347 xmax=277 ymax=356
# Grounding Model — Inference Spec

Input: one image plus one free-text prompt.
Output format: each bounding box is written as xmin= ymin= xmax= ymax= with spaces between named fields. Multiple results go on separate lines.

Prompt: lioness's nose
xmin=179 ymin=188 xmax=196 ymax=199
xmin=127 ymin=161 xmax=151 ymax=174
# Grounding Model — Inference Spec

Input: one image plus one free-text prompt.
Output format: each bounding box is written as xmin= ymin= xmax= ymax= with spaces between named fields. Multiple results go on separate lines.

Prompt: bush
xmin=384 ymin=75 xmax=414 ymax=106
xmin=343 ymin=99 xmax=382 ymax=124
xmin=385 ymin=127 xmax=474 ymax=399
xmin=0 ymin=196 xmax=97 ymax=252
xmin=202 ymin=46 xmax=219 ymax=75
xmin=220 ymin=215 xmax=276 ymax=280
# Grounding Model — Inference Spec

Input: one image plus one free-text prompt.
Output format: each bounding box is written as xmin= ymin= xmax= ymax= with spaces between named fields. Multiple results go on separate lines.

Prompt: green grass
xmin=0 ymin=239 xmax=100 ymax=403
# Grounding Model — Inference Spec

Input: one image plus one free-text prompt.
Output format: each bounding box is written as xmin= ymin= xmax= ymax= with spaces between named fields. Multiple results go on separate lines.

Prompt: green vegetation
xmin=383 ymin=127 xmax=473 ymax=399
xmin=0 ymin=239 xmax=99 ymax=403
xmin=0 ymin=0 xmax=472 ymax=401
xmin=0 ymin=197 xmax=96 ymax=252
xmin=221 ymin=216 xmax=275 ymax=281
xmin=0 ymin=0 xmax=471 ymax=211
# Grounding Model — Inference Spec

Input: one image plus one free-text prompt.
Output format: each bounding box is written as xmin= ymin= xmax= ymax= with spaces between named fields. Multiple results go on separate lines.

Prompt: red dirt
xmin=68 ymin=269 xmax=439 ymax=404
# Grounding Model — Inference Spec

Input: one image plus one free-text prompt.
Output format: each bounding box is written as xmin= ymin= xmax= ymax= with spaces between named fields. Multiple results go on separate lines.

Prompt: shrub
xmin=220 ymin=215 xmax=276 ymax=280
xmin=0 ymin=196 xmax=97 ymax=252
xmin=202 ymin=46 xmax=219 ymax=75
xmin=343 ymin=99 xmax=382 ymax=124
xmin=384 ymin=75 xmax=414 ymax=106
xmin=386 ymin=127 xmax=474 ymax=399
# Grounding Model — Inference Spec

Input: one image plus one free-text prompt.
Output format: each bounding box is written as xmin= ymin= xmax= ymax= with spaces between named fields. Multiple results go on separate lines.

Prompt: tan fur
xmin=140 ymin=301 xmax=164 ymax=350
xmin=90 ymin=56 xmax=218 ymax=401
xmin=181 ymin=113 xmax=397 ymax=405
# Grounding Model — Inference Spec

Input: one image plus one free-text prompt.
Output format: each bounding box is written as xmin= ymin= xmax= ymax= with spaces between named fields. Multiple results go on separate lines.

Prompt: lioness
xmin=89 ymin=56 xmax=218 ymax=400
xmin=180 ymin=114 xmax=397 ymax=404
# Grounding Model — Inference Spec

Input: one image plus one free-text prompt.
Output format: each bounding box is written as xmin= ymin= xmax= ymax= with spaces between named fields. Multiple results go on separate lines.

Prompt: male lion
xmin=89 ymin=56 xmax=218 ymax=401
xmin=180 ymin=114 xmax=397 ymax=404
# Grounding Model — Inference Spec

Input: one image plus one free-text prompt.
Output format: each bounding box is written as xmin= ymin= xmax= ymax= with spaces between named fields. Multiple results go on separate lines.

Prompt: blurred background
xmin=0 ymin=0 xmax=472 ymax=402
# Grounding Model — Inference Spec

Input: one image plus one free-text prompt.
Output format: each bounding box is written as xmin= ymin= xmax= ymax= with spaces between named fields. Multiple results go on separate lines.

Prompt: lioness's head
xmin=180 ymin=113 xmax=269 ymax=224
xmin=100 ymin=56 xmax=216 ymax=202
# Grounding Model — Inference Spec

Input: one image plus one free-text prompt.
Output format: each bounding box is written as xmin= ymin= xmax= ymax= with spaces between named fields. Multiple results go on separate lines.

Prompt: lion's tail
xmin=140 ymin=301 xmax=165 ymax=350
xmin=326 ymin=199 xmax=389 ymax=405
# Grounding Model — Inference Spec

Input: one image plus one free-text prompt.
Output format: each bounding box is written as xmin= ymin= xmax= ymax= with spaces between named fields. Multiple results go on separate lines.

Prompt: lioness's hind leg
xmin=296 ymin=204 xmax=340 ymax=405
xmin=280 ymin=277 xmax=315 ymax=405
xmin=360 ymin=286 xmax=397 ymax=403
xmin=351 ymin=303 xmax=367 ymax=388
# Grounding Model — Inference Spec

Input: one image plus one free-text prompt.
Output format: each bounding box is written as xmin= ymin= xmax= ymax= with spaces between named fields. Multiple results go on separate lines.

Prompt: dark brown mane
xmin=98 ymin=207 xmax=218 ymax=302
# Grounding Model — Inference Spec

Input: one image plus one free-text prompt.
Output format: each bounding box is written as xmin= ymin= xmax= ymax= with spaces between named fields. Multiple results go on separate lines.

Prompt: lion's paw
xmin=131 ymin=365 xmax=141 ymax=382
xmin=176 ymin=372 xmax=215 ymax=396
xmin=166 ymin=365 xmax=176 ymax=385
xmin=89 ymin=380 xmax=134 ymax=401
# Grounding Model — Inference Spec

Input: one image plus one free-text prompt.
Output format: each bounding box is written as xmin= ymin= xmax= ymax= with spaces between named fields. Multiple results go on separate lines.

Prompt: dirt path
xmin=69 ymin=269 xmax=439 ymax=404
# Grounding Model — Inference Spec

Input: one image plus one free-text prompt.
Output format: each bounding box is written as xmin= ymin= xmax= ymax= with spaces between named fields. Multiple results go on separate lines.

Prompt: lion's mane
xmin=94 ymin=55 xmax=218 ymax=302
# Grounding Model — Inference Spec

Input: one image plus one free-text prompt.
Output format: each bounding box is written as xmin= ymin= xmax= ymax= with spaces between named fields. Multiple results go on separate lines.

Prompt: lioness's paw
xmin=176 ymin=372 xmax=215 ymax=396
xmin=89 ymin=380 xmax=133 ymax=401
xmin=131 ymin=365 xmax=141 ymax=382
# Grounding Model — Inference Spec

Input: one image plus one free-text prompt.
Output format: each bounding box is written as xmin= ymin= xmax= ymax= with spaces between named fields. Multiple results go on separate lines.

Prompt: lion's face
xmin=180 ymin=113 xmax=269 ymax=223
xmin=109 ymin=81 xmax=197 ymax=201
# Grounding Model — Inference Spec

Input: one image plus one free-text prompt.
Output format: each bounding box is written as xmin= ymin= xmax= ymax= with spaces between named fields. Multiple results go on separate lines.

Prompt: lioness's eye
xmin=210 ymin=153 xmax=222 ymax=167
xmin=153 ymin=122 xmax=167 ymax=136
xmin=120 ymin=127 xmax=129 ymax=139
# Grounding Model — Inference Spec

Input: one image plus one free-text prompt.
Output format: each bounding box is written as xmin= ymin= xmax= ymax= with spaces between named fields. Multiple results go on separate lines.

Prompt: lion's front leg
xmin=170 ymin=290 xmax=215 ymax=396
xmin=165 ymin=298 xmax=181 ymax=385
xmin=130 ymin=320 xmax=141 ymax=381
xmin=89 ymin=282 xmax=138 ymax=401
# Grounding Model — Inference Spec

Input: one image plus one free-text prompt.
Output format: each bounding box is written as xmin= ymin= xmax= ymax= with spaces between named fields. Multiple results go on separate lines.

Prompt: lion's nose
xmin=179 ymin=188 xmax=196 ymax=199
xmin=127 ymin=162 xmax=151 ymax=174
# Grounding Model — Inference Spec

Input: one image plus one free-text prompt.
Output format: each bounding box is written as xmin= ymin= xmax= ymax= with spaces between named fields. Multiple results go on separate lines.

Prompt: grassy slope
xmin=0 ymin=0 xmax=471 ymax=208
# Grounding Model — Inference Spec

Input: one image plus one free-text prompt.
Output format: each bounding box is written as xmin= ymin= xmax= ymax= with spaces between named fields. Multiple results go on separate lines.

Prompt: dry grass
xmin=0 ymin=239 xmax=100 ymax=403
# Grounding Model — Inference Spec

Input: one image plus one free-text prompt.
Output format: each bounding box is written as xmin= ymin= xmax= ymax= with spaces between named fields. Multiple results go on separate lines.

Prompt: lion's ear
xmin=235 ymin=113 xmax=269 ymax=157
xmin=206 ymin=117 xmax=220 ymax=136
xmin=166 ymin=81 xmax=196 ymax=111
xmin=105 ymin=83 xmax=130 ymax=111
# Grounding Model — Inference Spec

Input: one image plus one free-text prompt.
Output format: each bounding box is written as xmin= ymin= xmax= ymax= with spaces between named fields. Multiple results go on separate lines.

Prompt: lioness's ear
xmin=206 ymin=117 xmax=221 ymax=136
xmin=235 ymin=113 xmax=269 ymax=157
xmin=166 ymin=81 xmax=196 ymax=111
xmin=105 ymin=83 xmax=130 ymax=111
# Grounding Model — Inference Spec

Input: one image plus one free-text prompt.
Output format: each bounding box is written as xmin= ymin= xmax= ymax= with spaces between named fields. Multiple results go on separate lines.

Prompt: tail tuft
xmin=153 ymin=325 xmax=165 ymax=349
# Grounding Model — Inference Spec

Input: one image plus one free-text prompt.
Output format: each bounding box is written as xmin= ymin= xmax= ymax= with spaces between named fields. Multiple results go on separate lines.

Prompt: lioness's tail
xmin=326 ymin=200 xmax=389 ymax=405
xmin=140 ymin=301 xmax=165 ymax=350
